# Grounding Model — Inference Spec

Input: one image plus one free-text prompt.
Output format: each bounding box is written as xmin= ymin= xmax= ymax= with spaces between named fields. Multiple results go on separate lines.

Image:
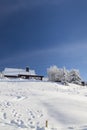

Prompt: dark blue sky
xmin=0 ymin=0 xmax=87 ymax=80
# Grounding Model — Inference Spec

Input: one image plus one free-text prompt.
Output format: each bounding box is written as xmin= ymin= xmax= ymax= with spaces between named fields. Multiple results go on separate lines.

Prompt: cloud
xmin=15 ymin=42 xmax=87 ymax=58
xmin=1 ymin=41 xmax=87 ymax=63
xmin=28 ymin=42 xmax=87 ymax=62
xmin=1 ymin=41 xmax=87 ymax=71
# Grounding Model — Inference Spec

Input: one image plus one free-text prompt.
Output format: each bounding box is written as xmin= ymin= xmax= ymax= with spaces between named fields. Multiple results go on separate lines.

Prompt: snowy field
xmin=0 ymin=80 xmax=87 ymax=130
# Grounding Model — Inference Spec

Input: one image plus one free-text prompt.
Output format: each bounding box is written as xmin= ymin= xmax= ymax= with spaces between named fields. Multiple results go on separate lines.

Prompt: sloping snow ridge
xmin=0 ymin=80 xmax=87 ymax=130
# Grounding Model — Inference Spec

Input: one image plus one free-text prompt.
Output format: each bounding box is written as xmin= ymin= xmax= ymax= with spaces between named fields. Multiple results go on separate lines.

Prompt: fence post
xmin=46 ymin=120 xmax=48 ymax=128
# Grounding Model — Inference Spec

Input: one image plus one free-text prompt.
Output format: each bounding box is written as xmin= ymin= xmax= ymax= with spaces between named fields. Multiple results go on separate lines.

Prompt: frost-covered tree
xmin=60 ymin=67 xmax=68 ymax=82
xmin=47 ymin=66 xmax=82 ymax=85
xmin=47 ymin=65 xmax=59 ymax=81
xmin=47 ymin=66 xmax=68 ymax=82
xmin=68 ymin=69 xmax=81 ymax=85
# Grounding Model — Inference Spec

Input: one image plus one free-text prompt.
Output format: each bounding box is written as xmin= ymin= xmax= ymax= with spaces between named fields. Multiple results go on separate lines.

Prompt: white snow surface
xmin=0 ymin=80 xmax=87 ymax=130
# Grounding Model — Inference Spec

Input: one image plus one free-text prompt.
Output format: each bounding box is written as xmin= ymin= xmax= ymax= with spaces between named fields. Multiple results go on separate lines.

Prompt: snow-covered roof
xmin=3 ymin=68 xmax=36 ymax=76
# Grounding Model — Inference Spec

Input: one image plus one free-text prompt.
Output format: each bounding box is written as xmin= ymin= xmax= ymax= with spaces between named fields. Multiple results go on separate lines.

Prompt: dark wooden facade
xmin=4 ymin=75 xmax=18 ymax=78
xmin=4 ymin=74 xmax=44 ymax=80
xmin=18 ymin=74 xmax=44 ymax=80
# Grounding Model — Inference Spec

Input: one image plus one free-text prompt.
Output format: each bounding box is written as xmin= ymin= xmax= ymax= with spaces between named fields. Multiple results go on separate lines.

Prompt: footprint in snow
xmin=28 ymin=121 xmax=36 ymax=129
xmin=14 ymin=112 xmax=17 ymax=117
xmin=27 ymin=111 xmax=35 ymax=119
xmin=1 ymin=108 xmax=4 ymax=111
xmin=32 ymin=115 xmax=35 ymax=118
xmin=6 ymin=102 xmax=11 ymax=106
xmin=3 ymin=113 xmax=7 ymax=119
xmin=28 ymin=118 xmax=31 ymax=121
xmin=12 ymin=109 xmax=15 ymax=113
xmin=10 ymin=119 xmax=27 ymax=128
xmin=67 ymin=126 xmax=74 ymax=129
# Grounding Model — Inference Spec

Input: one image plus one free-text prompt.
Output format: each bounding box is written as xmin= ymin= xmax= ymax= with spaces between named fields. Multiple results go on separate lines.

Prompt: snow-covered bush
xmin=47 ymin=66 xmax=82 ymax=85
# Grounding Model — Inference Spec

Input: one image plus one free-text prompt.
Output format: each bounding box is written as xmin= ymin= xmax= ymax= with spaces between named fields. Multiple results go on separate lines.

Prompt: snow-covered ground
xmin=0 ymin=80 xmax=87 ymax=130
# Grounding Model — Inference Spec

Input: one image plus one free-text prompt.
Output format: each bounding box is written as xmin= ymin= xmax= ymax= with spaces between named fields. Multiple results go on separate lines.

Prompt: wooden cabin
xmin=3 ymin=67 xmax=44 ymax=80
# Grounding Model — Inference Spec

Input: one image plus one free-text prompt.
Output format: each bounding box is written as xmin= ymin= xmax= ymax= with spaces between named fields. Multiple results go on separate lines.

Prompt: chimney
xmin=26 ymin=66 xmax=29 ymax=72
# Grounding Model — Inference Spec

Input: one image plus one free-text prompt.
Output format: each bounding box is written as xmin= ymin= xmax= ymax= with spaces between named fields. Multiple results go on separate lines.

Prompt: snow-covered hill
xmin=0 ymin=81 xmax=87 ymax=130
